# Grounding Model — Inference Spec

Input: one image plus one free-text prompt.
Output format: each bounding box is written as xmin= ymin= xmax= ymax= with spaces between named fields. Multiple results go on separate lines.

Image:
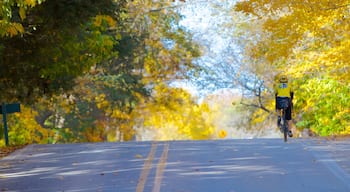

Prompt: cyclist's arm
xmin=290 ymin=91 xmax=294 ymax=109
xmin=274 ymin=84 xmax=278 ymax=111
xmin=290 ymin=83 xmax=294 ymax=100
xmin=275 ymin=93 xmax=278 ymax=110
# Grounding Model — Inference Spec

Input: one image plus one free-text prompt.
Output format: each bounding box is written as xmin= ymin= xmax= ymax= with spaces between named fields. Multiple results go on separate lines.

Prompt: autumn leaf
xmin=135 ymin=154 xmax=143 ymax=159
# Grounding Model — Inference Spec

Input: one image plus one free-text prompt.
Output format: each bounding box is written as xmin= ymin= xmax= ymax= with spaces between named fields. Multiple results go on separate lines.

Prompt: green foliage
xmin=0 ymin=0 xmax=125 ymax=104
xmin=295 ymin=77 xmax=350 ymax=136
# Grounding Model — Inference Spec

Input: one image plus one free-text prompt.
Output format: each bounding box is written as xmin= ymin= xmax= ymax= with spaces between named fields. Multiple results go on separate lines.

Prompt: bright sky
xmin=179 ymin=1 xmax=228 ymax=53
xmin=173 ymin=1 xmax=240 ymax=99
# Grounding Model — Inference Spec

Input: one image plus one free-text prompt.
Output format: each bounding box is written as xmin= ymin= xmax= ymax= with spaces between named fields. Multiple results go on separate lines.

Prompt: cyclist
xmin=274 ymin=74 xmax=294 ymax=137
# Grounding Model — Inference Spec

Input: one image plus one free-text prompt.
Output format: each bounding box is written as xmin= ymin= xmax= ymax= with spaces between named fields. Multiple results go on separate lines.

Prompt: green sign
xmin=1 ymin=103 xmax=21 ymax=146
xmin=0 ymin=103 xmax=21 ymax=114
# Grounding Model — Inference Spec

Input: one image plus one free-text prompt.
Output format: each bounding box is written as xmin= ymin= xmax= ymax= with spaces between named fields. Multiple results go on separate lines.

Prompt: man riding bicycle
xmin=274 ymin=74 xmax=294 ymax=137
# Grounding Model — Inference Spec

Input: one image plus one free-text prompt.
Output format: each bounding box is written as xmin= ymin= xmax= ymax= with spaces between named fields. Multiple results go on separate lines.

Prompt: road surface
xmin=1 ymin=138 xmax=350 ymax=192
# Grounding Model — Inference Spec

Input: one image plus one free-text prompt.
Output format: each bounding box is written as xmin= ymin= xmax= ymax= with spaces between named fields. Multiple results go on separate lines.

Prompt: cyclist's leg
xmin=276 ymin=98 xmax=283 ymax=127
xmin=276 ymin=108 xmax=282 ymax=127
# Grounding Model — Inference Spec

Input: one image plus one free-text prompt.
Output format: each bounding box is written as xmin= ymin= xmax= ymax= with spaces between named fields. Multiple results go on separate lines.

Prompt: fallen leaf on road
xmin=135 ymin=154 xmax=143 ymax=159
xmin=0 ymin=145 xmax=27 ymax=159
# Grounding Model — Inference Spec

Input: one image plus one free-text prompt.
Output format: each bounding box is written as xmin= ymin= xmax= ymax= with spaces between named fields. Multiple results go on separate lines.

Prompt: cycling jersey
xmin=274 ymin=82 xmax=293 ymax=98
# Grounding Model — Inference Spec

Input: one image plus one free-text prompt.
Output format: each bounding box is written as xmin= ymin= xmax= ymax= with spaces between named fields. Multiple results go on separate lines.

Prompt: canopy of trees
xmin=0 ymin=0 xmax=220 ymax=146
xmin=234 ymin=0 xmax=350 ymax=136
xmin=1 ymin=0 xmax=123 ymax=103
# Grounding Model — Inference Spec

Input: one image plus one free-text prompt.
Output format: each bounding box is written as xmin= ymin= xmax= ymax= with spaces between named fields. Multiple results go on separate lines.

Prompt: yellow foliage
xmin=0 ymin=106 xmax=53 ymax=146
xmin=218 ymin=130 xmax=227 ymax=138
xmin=94 ymin=15 xmax=103 ymax=27
xmin=95 ymin=93 xmax=109 ymax=109
xmin=111 ymin=109 xmax=130 ymax=120
xmin=235 ymin=0 xmax=350 ymax=136
xmin=133 ymin=84 xmax=217 ymax=140
xmin=84 ymin=125 xmax=105 ymax=142
xmin=93 ymin=15 xmax=116 ymax=28
xmin=19 ymin=7 xmax=26 ymax=20
xmin=0 ymin=0 xmax=43 ymax=37
xmin=25 ymin=0 xmax=37 ymax=7
xmin=5 ymin=23 xmax=25 ymax=37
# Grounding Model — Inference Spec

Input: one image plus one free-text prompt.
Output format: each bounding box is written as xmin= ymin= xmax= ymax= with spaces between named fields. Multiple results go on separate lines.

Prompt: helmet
xmin=279 ymin=75 xmax=288 ymax=83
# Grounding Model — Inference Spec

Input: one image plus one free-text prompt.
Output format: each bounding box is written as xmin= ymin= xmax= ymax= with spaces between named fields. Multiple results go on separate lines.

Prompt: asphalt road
xmin=1 ymin=138 xmax=350 ymax=192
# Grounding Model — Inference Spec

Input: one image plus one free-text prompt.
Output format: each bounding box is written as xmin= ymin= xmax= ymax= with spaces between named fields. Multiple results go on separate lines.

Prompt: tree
xmin=0 ymin=0 xmax=45 ymax=37
xmin=0 ymin=0 xmax=126 ymax=103
xmin=17 ymin=0 xmax=205 ymax=143
xmin=0 ymin=105 xmax=53 ymax=146
xmin=132 ymin=84 xmax=216 ymax=140
xmin=177 ymin=1 xmax=275 ymax=130
xmin=234 ymin=0 xmax=350 ymax=136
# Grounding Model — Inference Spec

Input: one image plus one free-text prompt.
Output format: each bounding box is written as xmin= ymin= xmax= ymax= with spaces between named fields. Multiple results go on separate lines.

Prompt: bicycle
xmin=278 ymin=107 xmax=289 ymax=142
xmin=276 ymin=97 xmax=290 ymax=142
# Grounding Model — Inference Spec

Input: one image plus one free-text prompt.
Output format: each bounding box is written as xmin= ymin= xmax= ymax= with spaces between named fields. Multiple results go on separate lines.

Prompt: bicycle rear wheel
xmin=282 ymin=110 xmax=288 ymax=142
xmin=283 ymin=124 xmax=288 ymax=142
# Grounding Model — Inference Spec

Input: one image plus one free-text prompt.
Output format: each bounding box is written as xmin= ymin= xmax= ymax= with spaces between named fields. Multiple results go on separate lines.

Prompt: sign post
xmin=1 ymin=103 xmax=21 ymax=146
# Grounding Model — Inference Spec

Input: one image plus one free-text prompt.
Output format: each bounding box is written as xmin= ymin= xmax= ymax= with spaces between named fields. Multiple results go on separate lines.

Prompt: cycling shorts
xmin=276 ymin=97 xmax=292 ymax=120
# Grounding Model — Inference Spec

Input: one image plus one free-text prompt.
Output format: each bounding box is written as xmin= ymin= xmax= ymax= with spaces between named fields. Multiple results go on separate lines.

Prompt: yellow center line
xmin=136 ymin=143 xmax=158 ymax=192
xmin=152 ymin=143 xmax=170 ymax=192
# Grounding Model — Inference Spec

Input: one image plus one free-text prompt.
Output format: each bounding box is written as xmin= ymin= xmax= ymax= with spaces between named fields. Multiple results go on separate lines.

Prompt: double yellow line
xmin=136 ymin=143 xmax=170 ymax=192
